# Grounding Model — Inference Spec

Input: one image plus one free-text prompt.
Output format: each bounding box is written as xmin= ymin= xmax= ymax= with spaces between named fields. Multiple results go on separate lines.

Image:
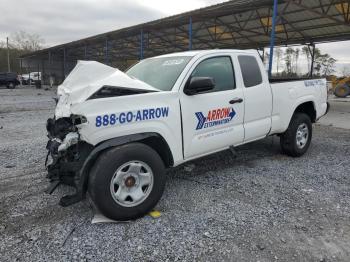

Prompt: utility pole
xmin=7 ymin=37 xmax=11 ymax=72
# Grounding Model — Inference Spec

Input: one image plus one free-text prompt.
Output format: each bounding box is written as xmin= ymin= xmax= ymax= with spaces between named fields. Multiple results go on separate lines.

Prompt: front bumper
xmin=45 ymin=117 xmax=93 ymax=206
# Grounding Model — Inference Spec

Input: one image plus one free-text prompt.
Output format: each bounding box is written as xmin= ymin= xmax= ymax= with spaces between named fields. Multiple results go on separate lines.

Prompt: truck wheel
xmin=334 ymin=84 xmax=350 ymax=98
xmin=7 ymin=82 xmax=15 ymax=89
xmin=88 ymin=143 xmax=166 ymax=221
xmin=280 ymin=113 xmax=312 ymax=157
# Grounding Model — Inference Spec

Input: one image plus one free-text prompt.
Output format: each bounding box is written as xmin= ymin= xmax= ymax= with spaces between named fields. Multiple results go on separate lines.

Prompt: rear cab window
xmin=238 ymin=55 xmax=262 ymax=88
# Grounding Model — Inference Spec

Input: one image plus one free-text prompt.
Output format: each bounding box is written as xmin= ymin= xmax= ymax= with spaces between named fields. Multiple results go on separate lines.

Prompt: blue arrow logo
xmin=229 ymin=108 xmax=236 ymax=120
xmin=195 ymin=112 xmax=206 ymax=130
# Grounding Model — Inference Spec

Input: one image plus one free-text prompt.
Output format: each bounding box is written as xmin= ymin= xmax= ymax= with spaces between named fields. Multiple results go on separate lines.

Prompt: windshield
xmin=126 ymin=56 xmax=192 ymax=91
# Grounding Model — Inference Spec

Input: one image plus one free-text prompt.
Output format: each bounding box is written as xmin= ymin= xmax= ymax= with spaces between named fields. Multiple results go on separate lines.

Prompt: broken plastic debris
xmin=148 ymin=210 xmax=161 ymax=218
xmin=91 ymin=213 xmax=130 ymax=224
xmin=184 ymin=164 xmax=195 ymax=172
xmin=58 ymin=132 xmax=79 ymax=152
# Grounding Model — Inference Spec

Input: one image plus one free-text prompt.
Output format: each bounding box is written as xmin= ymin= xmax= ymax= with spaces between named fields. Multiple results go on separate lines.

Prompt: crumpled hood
xmin=55 ymin=61 xmax=159 ymax=118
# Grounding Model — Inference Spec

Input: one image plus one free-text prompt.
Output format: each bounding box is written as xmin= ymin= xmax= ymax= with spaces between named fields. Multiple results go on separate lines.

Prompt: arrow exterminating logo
xmin=195 ymin=107 xmax=237 ymax=130
xmin=229 ymin=108 xmax=236 ymax=120
xmin=195 ymin=112 xmax=206 ymax=130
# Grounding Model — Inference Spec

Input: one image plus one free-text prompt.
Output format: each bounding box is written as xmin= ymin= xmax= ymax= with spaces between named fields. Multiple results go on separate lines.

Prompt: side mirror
xmin=184 ymin=77 xmax=215 ymax=96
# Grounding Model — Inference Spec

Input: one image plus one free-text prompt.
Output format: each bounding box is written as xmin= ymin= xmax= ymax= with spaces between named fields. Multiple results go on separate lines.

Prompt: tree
xmin=311 ymin=48 xmax=336 ymax=77
xmin=321 ymin=55 xmax=336 ymax=76
xmin=302 ymin=46 xmax=311 ymax=72
xmin=10 ymin=31 xmax=45 ymax=52
xmin=294 ymin=48 xmax=300 ymax=75
xmin=275 ymin=47 xmax=283 ymax=75
xmin=0 ymin=31 xmax=45 ymax=72
xmin=264 ymin=51 xmax=270 ymax=67
xmin=284 ymin=47 xmax=295 ymax=76
xmin=340 ymin=65 xmax=350 ymax=77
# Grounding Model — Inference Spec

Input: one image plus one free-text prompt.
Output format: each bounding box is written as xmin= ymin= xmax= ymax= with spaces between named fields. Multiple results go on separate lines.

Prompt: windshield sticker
xmin=95 ymin=107 xmax=169 ymax=127
xmin=162 ymin=59 xmax=185 ymax=66
xmin=195 ymin=107 xmax=236 ymax=130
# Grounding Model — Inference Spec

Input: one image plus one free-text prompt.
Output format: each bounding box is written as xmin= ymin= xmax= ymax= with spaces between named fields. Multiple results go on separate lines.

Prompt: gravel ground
xmin=0 ymin=86 xmax=350 ymax=261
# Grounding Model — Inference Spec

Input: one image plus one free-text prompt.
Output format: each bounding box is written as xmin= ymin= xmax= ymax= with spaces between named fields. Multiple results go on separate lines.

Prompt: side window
xmin=191 ymin=56 xmax=235 ymax=92
xmin=238 ymin=55 xmax=263 ymax=88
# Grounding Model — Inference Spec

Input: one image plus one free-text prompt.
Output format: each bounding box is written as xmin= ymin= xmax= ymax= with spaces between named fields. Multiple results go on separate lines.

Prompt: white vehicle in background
xmin=21 ymin=72 xmax=41 ymax=85
xmin=45 ymin=49 xmax=329 ymax=221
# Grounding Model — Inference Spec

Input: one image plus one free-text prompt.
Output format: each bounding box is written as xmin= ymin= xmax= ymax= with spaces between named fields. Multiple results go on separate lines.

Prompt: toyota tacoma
xmin=46 ymin=50 xmax=329 ymax=220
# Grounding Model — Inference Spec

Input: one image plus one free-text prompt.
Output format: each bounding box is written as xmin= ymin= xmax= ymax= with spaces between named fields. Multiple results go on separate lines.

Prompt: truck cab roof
xmin=154 ymin=49 xmax=258 ymax=59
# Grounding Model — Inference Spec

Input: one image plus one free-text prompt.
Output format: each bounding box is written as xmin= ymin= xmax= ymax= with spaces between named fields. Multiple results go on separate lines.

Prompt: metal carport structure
xmin=20 ymin=0 xmax=350 ymax=84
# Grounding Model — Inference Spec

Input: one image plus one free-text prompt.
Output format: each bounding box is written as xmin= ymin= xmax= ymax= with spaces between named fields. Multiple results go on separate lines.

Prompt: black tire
xmin=334 ymin=84 xmax=350 ymax=98
xmin=280 ymin=113 xmax=312 ymax=157
xmin=88 ymin=143 xmax=166 ymax=221
xmin=7 ymin=82 xmax=15 ymax=89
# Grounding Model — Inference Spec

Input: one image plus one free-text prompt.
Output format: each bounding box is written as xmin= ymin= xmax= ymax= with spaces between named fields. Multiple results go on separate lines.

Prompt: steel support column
xmin=105 ymin=38 xmax=109 ymax=65
xmin=42 ymin=59 xmax=45 ymax=85
xmin=310 ymin=43 xmax=316 ymax=77
xmin=84 ymin=45 xmax=87 ymax=60
xmin=63 ymin=48 xmax=66 ymax=79
xmin=37 ymin=61 xmax=40 ymax=84
xmin=189 ymin=17 xmax=193 ymax=50
xmin=140 ymin=29 xmax=144 ymax=60
xmin=268 ymin=0 xmax=278 ymax=78
xmin=48 ymin=51 xmax=51 ymax=85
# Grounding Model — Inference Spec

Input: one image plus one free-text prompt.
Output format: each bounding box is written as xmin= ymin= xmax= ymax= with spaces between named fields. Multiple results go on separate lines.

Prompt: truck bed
xmin=269 ymin=78 xmax=328 ymax=135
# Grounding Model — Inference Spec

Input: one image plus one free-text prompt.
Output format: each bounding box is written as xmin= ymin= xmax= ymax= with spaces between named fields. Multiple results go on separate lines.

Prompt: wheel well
xmin=79 ymin=133 xmax=174 ymax=196
xmin=139 ymin=136 xmax=174 ymax=168
xmin=294 ymin=102 xmax=316 ymax=123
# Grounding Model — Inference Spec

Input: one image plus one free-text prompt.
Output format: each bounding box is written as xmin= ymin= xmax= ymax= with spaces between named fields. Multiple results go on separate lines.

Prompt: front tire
xmin=280 ymin=113 xmax=312 ymax=157
xmin=88 ymin=143 xmax=166 ymax=221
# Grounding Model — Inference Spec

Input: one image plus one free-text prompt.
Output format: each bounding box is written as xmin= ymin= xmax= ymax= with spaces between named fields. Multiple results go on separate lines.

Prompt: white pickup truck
xmin=46 ymin=49 xmax=329 ymax=220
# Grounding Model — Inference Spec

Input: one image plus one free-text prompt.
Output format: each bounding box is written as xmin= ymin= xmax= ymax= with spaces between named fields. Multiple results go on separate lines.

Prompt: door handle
xmin=229 ymin=98 xmax=243 ymax=104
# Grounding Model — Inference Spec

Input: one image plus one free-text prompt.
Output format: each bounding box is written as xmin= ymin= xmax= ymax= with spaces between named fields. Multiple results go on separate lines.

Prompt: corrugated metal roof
xmin=21 ymin=0 xmax=350 ymax=66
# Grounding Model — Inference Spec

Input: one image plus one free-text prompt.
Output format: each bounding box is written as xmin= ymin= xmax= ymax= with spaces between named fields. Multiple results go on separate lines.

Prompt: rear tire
xmin=280 ymin=113 xmax=312 ymax=157
xmin=334 ymin=84 xmax=350 ymax=98
xmin=7 ymin=82 xmax=15 ymax=89
xmin=88 ymin=143 xmax=166 ymax=221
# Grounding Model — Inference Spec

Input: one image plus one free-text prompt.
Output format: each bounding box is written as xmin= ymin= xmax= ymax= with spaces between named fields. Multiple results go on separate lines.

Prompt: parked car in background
xmin=21 ymin=72 xmax=41 ymax=85
xmin=0 ymin=72 xmax=20 ymax=89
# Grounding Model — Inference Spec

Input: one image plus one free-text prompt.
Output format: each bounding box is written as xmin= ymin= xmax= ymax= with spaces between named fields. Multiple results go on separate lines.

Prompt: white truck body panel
xmin=72 ymin=92 xmax=184 ymax=165
xmin=269 ymin=79 xmax=328 ymax=134
xmin=235 ymin=52 xmax=273 ymax=142
xmin=54 ymin=49 xmax=328 ymax=167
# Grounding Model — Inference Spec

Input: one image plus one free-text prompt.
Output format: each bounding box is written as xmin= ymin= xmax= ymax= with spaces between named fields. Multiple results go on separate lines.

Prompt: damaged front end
xmin=45 ymin=115 xmax=93 ymax=206
xmin=44 ymin=60 xmax=160 ymax=207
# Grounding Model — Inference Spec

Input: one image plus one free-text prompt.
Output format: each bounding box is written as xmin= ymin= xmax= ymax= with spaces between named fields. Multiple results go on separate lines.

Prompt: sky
xmin=0 ymin=0 xmax=223 ymax=45
xmin=1 ymin=0 xmax=350 ymax=74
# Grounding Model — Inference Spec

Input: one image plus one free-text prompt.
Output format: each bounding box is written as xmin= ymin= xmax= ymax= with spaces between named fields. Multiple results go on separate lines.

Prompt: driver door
xmin=180 ymin=54 xmax=245 ymax=159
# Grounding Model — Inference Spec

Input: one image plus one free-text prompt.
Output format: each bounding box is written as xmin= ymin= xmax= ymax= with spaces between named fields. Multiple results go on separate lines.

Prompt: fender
xmin=281 ymin=98 xmax=316 ymax=132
